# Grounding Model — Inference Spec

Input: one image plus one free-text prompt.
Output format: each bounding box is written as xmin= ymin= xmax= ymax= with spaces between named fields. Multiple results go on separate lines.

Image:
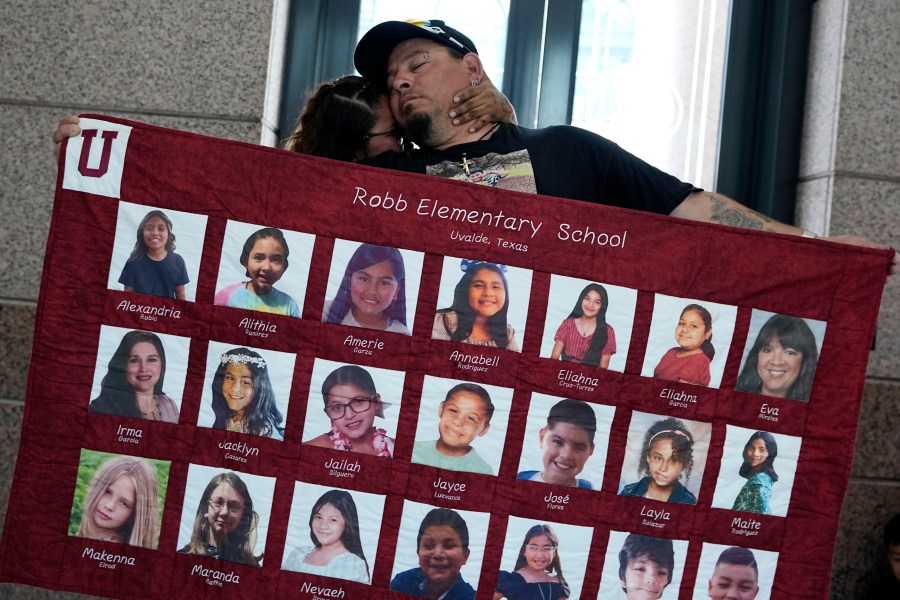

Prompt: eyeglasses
xmin=208 ymin=497 xmax=244 ymax=515
xmin=362 ymin=129 xmax=399 ymax=141
xmin=525 ymin=544 xmax=556 ymax=554
xmin=324 ymin=394 xmax=380 ymax=419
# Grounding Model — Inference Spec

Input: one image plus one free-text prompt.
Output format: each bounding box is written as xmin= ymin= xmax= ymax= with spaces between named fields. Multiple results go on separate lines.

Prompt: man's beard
xmin=403 ymin=112 xmax=435 ymax=148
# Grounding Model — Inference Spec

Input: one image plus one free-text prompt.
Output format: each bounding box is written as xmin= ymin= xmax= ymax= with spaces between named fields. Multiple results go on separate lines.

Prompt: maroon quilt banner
xmin=0 ymin=115 xmax=891 ymax=600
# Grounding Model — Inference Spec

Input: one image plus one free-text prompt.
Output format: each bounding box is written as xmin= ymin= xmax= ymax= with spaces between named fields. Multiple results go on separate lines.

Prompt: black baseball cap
xmin=354 ymin=19 xmax=479 ymax=91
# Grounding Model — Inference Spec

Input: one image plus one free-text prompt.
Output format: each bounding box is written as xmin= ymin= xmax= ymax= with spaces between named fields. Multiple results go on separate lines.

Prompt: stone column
xmin=796 ymin=1 xmax=900 ymax=597
xmin=0 ymin=2 xmax=278 ymax=598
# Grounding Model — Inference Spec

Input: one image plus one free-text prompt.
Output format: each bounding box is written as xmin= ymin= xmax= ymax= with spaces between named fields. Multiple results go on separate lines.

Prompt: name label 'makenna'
xmin=82 ymin=547 xmax=134 ymax=568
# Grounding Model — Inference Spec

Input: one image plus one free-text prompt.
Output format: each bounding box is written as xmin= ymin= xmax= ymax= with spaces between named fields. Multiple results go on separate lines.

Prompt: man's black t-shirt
xmin=361 ymin=123 xmax=699 ymax=215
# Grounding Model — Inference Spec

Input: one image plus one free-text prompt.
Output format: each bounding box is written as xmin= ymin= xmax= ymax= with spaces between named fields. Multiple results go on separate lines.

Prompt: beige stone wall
xmin=797 ymin=1 xmax=900 ymax=598
xmin=0 ymin=1 xmax=896 ymax=598
xmin=0 ymin=1 xmax=275 ymax=597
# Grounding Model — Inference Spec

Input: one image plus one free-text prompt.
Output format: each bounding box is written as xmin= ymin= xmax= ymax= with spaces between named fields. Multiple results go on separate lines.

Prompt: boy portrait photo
xmin=692 ymin=542 xmax=779 ymax=600
xmin=411 ymin=375 xmax=513 ymax=476
xmin=596 ymin=530 xmax=688 ymax=599
xmin=517 ymin=393 xmax=615 ymax=490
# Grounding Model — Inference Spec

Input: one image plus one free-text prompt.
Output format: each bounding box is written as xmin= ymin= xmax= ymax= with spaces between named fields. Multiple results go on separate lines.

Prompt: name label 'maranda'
xmin=344 ymin=335 xmax=384 ymax=356
xmin=117 ymin=424 xmax=142 ymax=444
xmin=117 ymin=299 xmax=181 ymax=321
xmin=191 ymin=564 xmax=240 ymax=587
xmin=326 ymin=457 xmax=360 ymax=479
xmin=239 ymin=317 xmax=276 ymax=338
xmin=545 ymin=492 xmax=570 ymax=511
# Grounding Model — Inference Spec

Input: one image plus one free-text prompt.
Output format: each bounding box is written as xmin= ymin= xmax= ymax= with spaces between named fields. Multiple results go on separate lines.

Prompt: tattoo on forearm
xmin=707 ymin=194 xmax=774 ymax=231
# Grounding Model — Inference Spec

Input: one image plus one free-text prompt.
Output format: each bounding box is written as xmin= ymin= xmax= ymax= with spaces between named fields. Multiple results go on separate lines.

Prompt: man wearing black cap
xmin=354 ymin=19 xmax=900 ymax=275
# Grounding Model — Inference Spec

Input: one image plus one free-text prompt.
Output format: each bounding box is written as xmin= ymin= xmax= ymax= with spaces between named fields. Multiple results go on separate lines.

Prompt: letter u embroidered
xmin=78 ymin=130 xmax=119 ymax=177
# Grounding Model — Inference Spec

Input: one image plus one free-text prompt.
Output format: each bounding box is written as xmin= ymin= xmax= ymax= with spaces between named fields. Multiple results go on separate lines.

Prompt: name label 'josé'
xmin=545 ymin=492 xmax=570 ymax=510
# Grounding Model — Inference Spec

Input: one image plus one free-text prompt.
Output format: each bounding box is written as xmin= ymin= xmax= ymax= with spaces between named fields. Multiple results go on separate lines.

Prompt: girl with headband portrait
xmin=118 ymin=209 xmax=189 ymax=299
xmin=215 ymin=227 xmax=300 ymax=317
xmin=433 ymin=260 xmax=519 ymax=351
xmin=323 ymin=243 xmax=410 ymax=334
xmin=732 ymin=431 xmax=779 ymax=515
xmin=620 ymin=417 xmax=697 ymax=504
xmin=653 ymin=303 xmax=715 ymax=386
xmin=74 ymin=455 xmax=160 ymax=548
xmin=90 ymin=330 xmax=179 ymax=423
xmin=736 ymin=314 xmax=819 ymax=401
xmin=283 ymin=489 xmax=371 ymax=583
xmin=494 ymin=524 xmax=570 ymax=599
xmin=211 ymin=347 xmax=284 ymax=440
xmin=550 ymin=283 xmax=615 ymax=368
xmin=179 ymin=471 xmax=262 ymax=566
xmin=305 ymin=365 xmax=394 ymax=457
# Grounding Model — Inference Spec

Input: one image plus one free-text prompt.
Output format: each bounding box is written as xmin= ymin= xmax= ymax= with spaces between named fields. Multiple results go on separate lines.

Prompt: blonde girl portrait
xmin=70 ymin=451 xmax=169 ymax=549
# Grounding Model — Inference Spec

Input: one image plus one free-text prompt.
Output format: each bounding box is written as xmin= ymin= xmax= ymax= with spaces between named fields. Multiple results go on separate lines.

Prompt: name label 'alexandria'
xmin=116 ymin=299 xmax=181 ymax=320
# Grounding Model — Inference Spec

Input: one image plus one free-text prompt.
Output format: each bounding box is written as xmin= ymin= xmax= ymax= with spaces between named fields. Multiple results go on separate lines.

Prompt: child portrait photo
xmin=282 ymin=481 xmax=386 ymax=584
xmin=390 ymin=500 xmax=490 ymax=600
xmin=69 ymin=448 xmax=170 ymax=549
xmin=302 ymin=358 xmax=405 ymax=458
xmin=618 ymin=411 xmax=712 ymax=505
xmin=176 ymin=463 xmax=276 ymax=567
xmin=495 ymin=515 xmax=594 ymax=600
xmin=432 ymin=256 xmax=533 ymax=352
xmin=213 ymin=220 xmax=315 ymax=318
xmin=640 ymin=294 xmax=738 ymax=388
xmin=539 ymin=275 xmax=638 ymax=372
xmin=692 ymin=542 xmax=779 ymax=600
xmin=595 ymin=530 xmax=688 ymax=600
xmin=322 ymin=238 xmax=424 ymax=335
xmin=411 ymin=375 xmax=514 ymax=476
xmin=710 ymin=425 xmax=802 ymax=518
xmin=108 ymin=201 xmax=207 ymax=302
xmin=517 ymin=393 xmax=615 ymax=490
xmin=195 ymin=341 xmax=295 ymax=440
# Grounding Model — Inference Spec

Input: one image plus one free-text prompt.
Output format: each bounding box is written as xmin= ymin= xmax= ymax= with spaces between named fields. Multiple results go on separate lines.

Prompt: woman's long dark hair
xmin=308 ymin=490 xmax=370 ymax=580
xmin=735 ymin=314 xmax=819 ymax=401
xmin=211 ymin=348 xmax=284 ymax=438
xmin=90 ymin=330 xmax=167 ymax=419
xmin=739 ymin=431 xmax=779 ymax=482
xmin=563 ymin=283 xmax=610 ymax=366
xmin=282 ymin=76 xmax=409 ymax=161
xmin=437 ymin=262 xmax=511 ymax=348
xmin=325 ymin=243 xmax=407 ymax=326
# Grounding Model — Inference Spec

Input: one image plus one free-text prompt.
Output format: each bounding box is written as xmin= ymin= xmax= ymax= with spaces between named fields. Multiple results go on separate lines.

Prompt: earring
xmin=470 ymin=78 xmax=480 ymax=86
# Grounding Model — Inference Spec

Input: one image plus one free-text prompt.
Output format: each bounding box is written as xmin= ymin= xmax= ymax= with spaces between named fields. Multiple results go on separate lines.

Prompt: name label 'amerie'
xmin=344 ymin=335 xmax=384 ymax=355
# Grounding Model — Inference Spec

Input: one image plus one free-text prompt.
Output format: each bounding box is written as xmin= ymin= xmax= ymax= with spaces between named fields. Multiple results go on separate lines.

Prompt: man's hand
xmin=52 ymin=115 xmax=81 ymax=157
xmin=449 ymin=73 xmax=516 ymax=134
